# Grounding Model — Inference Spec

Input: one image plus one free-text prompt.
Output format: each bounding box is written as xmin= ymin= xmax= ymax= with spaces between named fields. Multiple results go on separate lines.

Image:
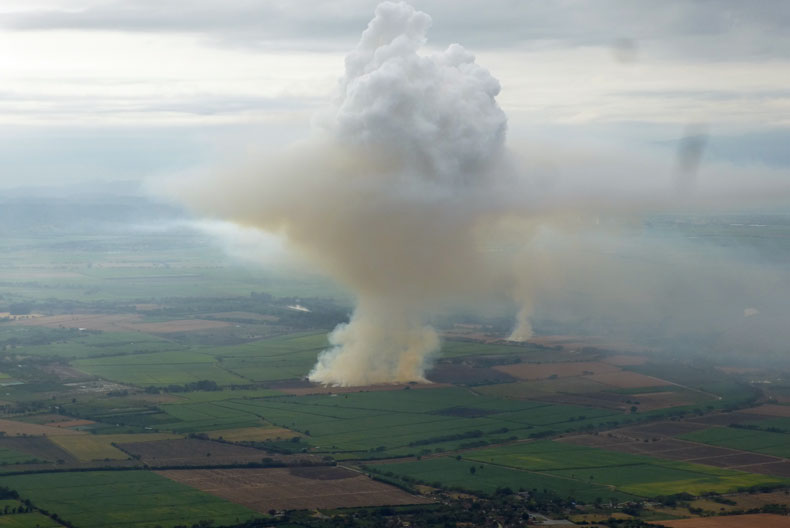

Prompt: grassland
xmin=17 ymin=331 xmax=183 ymax=359
xmin=0 ymin=512 xmax=61 ymax=527
xmin=0 ymin=448 xmax=39 ymax=466
xmin=157 ymin=401 xmax=266 ymax=432
xmin=64 ymin=333 xmax=330 ymax=386
xmin=369 ymin=456 xmax=637 ymax=503
xmin=73 ymin=350 xmax=249 ymax=386
xmin=0 ymin=471 xmax=259 ymax=528
xmin=72 ymin=384 xmax=630 ymax=454
xmin=204 ymin=388 xmax=621 ymax=456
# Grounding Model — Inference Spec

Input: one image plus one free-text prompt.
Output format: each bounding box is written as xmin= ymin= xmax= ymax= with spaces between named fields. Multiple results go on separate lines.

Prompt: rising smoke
xmin=159 ymin=1 xmax=790 ymax=384
xmin=162 ymin=1 xmax=536 ymax=385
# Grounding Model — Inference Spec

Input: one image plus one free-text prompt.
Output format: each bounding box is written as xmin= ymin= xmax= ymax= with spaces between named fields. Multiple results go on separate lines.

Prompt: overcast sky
xmin=2 ymin=0 xmax=789 ymax=188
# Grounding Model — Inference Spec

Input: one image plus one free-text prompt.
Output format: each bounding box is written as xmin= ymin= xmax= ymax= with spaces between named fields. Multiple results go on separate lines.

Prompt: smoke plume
xmin=158 ymin=2 xmax=790 ymax=384
xmin=162 ymin=1 xmax=532 ymax=385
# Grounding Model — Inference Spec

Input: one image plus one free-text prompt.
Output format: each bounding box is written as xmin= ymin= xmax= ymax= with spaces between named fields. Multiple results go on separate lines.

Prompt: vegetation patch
xmin=0 ymin=470 xmax=259 ymax=528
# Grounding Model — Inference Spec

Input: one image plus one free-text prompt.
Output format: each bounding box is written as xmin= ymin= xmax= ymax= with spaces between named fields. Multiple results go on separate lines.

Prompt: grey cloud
xmin=5 ymin=0 xmax=790 ymax=59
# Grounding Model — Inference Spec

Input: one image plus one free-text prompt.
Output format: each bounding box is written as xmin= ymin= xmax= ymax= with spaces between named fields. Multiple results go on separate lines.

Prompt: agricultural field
xmin=202 ymin=388 xmax=623 ymax=456
xmin=0 ymin=470 xmax=259 ymax=528
xmin=0 ymin=419 xmax=84 ymax=437
xmin=209 ymin=426 xmax=300 ymax=442
xmin=0 ymin=437 xmax=76 ymax=466
xmin=656 ymin=513 xmax=790 ymax=527
xmin=460 ymin=440 xmax=787 ymax=497
xmin=49 ymin=433 xmax=179 ymax=462
xmin=115 ymin=437 xmax=306 ymax=467
xmin=680 ymin=427 xmax=790 ymax=458
xmin=0 ymin=447 xmax=39 ymax=466
xmin=369 ymin=456 xmax=637 ymax=503
xmin=741 ymin=404 xmax=790 ymax=417
xmin=1 ymin=209 xmax=790 ymax=526
xmin=0 ymin=512 xmax=62 ymax=528
xmin=73 ymin=350 xmax=249 ymax=386
xmin=494 ymin=360 xmax=622 ymax=380
xmin=158 ymin=467 xmax=430 ymax=511
xmin=559 ymin=423 xmax=790 ymax=479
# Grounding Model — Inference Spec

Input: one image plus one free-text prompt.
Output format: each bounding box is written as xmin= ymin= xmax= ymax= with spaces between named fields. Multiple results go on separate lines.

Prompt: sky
xmin=1 ymin=0 xmax=789 ymax=188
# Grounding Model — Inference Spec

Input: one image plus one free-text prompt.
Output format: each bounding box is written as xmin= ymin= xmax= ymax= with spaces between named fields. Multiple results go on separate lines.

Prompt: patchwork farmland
xmin=1 ymin=223 xmax=789 ymax=526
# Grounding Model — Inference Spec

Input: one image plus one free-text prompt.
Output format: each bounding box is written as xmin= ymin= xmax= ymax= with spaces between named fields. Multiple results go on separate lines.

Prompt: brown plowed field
xmin=0 ymin=418 xmax=85 ymax=437
xmin=494 ymin=361 xmax=621 ymax=380
xmin=728 ymin=491 xmax=790 ymax=508
xmin=616 ymin=421 xmax=709 ymax=437
xmin=735 ymin=462 xmax=790 ymax=478
xmin=741 ymin=404 xmax=790 ymax=417
xmin=157 ymin=467 xmax=431 ymax=511
xmin=657 ymin=513 xmax=790 ymax=527
xmin=426 ymin=363 xmax=517 ymax=385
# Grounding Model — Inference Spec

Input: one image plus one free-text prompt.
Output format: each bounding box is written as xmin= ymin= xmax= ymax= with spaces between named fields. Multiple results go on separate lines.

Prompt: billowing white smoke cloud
xmin=157 ymin=1 xmax=790 ymax=385
xmin=160 ymin=1 xmax=532 ymax=386
xmin=305 ymin=2 xmax=513 ymax=384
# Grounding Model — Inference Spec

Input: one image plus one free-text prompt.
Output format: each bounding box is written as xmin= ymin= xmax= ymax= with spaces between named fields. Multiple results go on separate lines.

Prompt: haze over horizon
xmin=1 ymin=0 xmax=790 ymax=190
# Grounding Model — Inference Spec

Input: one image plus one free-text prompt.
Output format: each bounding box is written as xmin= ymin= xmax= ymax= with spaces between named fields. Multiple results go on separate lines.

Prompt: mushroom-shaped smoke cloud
xmin=163 ymin=2 xmax=541 ymax=385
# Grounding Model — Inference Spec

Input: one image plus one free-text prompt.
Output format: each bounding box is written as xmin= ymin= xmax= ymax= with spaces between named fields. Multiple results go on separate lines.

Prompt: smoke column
xmin=163 ymin=1 xmax=533 ymax=386
xmin=305 ymin=2 xmax=510 ymax=384
xmin=158 ymin=1 xmax=790 ymax=384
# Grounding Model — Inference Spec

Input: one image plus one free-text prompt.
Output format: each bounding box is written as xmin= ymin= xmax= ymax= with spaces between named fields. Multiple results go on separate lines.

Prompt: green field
xmin=73 ymin=350 xmax=249 ymax=386
xmin=158 ymin=401 xmax=266 ymax=432
xmin=206 ymin=332 xmax=329 ymax=382
xmin=461 ymin=440 xmax=787 ymax=497
xmin=73 ymin=385 xmax=623 ymax=452
xmin=17 ymin=331 xmax=183 ymax=359
xmin=370 ymin=456 xmax=636 ymax=503
xmin=204 ymin=389 xmax=620 ymax=456
xmin=0 ymin=512 xmax=61 ymax=527
xmin=680 ymin=426 xmax=790 ymax=458
xmin=628 ymin=363 xmax=756 ymax=404
xmin=66 ymin=333 xmax=331 ymax=386
xmin=0 ymin=471 xmax=259 ymax=528
xmin=0 ymin=448 xmax=38 ymax=466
